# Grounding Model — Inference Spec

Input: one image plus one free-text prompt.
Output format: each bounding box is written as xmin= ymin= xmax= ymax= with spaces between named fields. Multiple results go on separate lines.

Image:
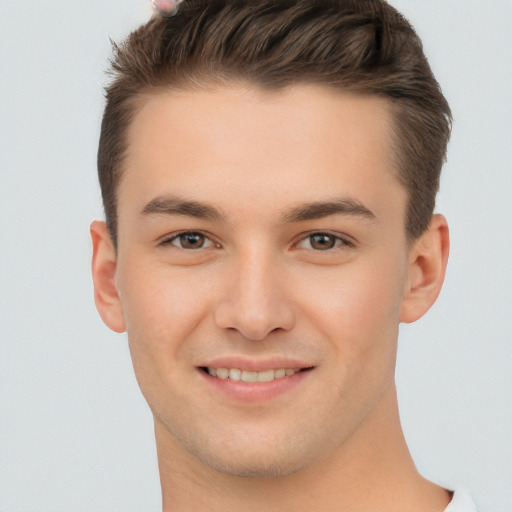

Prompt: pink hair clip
xmin=150 ymin=0 xmax=184 ymax=17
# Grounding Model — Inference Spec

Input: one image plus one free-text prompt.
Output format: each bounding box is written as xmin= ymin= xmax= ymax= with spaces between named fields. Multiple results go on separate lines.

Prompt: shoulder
xmin=444 ymin=489 xmax=477 ymax=512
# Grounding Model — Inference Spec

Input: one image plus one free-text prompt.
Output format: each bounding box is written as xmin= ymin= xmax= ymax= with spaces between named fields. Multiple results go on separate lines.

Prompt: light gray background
xmin=1 ymin=1 xmax=511 ymax=511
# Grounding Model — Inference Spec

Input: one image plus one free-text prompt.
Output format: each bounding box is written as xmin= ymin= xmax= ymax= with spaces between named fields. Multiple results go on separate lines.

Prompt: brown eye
xmin=178 ymin=233 xmax=205 ymax=249
xmin=162 ymin=232 xmax=215 ymax=250
xmin=309 ymin=233 xmax=336 ymax=250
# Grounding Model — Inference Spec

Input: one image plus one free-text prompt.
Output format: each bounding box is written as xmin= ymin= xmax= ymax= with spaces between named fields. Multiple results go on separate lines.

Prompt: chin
xmin=153 ymin=403 xmax=341 ymax=480
xmin=173 ymin=424 xmax=314 ymax=478
xmin=192 ymin=448 xmax=307 ymax=478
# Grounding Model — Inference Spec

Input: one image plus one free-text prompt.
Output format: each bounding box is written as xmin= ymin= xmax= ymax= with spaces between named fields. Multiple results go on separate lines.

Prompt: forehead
xmin=120 ymin=84 xmax=403 ymax=223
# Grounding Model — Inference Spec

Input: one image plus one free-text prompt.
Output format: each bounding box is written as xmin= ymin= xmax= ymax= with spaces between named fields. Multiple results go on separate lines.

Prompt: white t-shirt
xmin=444 ymin=489 xmax=477 ymax=512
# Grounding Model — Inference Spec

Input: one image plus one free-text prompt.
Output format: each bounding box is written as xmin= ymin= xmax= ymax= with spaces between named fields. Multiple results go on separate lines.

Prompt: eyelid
xmin=156 ymin=229 xmax=355 ymax=251
xmin=158 ymin=230 xmax=219 ymax=249
xmin=293 ymin=231 xmax=355 ymax=250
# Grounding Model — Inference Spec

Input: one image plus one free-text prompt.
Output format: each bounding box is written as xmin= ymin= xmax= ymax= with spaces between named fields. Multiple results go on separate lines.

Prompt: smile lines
xmin=204 ymin=367 xmax=304 ymax=383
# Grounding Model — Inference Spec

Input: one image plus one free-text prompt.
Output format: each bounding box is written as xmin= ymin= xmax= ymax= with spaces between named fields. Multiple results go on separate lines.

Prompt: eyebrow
xmin=140 ymin=195 xmax=376 ymax=224
xmin=282 ymin=198 xmax=376 ymax=223
xmin=141 ymin=196 xmax=226 ymax=221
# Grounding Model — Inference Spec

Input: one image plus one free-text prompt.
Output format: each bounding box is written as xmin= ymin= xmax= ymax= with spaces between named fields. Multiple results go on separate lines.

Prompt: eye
xmin=296 ymin=232 xmax=353 ymax=251
xmin=160 ymin=231 xmax=216 ymax=250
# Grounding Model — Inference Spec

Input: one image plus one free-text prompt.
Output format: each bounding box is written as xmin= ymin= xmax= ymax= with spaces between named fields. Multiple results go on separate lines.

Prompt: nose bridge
xmin=214 ymin=243 xmax=295 ymax=340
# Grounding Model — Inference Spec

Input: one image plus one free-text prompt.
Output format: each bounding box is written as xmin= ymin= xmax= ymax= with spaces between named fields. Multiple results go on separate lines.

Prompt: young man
xmin=91 ymin=1 xmax=475 ymax=510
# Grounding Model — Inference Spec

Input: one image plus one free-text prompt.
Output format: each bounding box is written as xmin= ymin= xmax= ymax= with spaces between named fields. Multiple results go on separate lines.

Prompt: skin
xmin=91 ymin=84 xmax=450 ymax=511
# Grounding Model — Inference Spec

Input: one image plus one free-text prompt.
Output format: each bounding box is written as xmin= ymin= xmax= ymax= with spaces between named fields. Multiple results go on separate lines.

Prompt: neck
xmin=156 ymin=384 xmax=450 ymax=512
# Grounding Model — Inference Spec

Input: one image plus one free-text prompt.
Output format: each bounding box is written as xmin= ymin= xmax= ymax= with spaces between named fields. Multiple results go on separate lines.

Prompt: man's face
xmin=112 ymin=84 xmax=412 ymax=476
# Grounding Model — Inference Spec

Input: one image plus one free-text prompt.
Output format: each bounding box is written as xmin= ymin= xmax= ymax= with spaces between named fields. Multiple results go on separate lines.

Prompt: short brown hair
xmin=98 ymin=0 xmax=451 ymax=246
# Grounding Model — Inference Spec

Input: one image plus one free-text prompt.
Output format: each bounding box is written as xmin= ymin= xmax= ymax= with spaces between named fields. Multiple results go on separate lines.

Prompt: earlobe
xmin=399 ymin=214 xmax=450 ymax=324
xmin=90 ymin=220 xmax=126 ymax=333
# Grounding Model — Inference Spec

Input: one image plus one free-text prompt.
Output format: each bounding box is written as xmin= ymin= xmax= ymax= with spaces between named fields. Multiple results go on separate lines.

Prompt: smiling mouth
xmin=200 ymin=366 xmax=314 ymax=383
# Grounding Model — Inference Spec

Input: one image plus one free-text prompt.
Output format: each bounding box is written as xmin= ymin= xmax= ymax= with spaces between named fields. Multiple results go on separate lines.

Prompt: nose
xmin=214 ymin=249 xmax=296 ymax=341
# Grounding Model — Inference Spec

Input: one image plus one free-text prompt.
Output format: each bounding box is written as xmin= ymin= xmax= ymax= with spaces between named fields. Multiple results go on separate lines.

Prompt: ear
xmin=399 ymin=214 xmax=450 ymax=324
xmin=90 ymin=220 xmax=126 ymax=333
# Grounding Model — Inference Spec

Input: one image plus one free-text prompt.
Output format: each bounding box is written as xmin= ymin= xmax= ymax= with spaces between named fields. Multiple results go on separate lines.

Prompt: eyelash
xmin=159 ymin=231 xmax=218 ymax=250
xmin=295 ymin=232 xmax=354 ymax=251
xmin=158 ymin=231 xmax=354 ymax=251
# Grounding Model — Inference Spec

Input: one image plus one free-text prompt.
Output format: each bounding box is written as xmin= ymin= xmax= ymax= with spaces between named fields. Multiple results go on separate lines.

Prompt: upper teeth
xmin=207 ymin=367 xmax=299 ymax=382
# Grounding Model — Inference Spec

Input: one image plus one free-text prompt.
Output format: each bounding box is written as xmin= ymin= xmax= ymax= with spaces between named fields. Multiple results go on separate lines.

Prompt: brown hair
xmin=98 ymin=0 xmax=451 ymax=246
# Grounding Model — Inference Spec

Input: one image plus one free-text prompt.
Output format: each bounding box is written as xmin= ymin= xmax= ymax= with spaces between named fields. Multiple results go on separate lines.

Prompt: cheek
xmin=116 ymin=262 xmax=218 ymax=408
xmin=307 ymin=257 xmax=403 ymax=324
xmin=117 ymin=261 xmax=217 ymax=368
xmin=300 ymin=255 xmax=405 ymax=369
xmin=346 ymin=267 xmax=402 ymax=330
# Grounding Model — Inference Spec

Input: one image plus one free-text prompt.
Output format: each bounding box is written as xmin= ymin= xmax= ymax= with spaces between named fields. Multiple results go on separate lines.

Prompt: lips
xmin=200 ymin=357 xmax=315 ymax=373
xmin=203 ymin=367 xmax=302 ymax=382
xmin=198 ymin=358 xmax=315 ymax=402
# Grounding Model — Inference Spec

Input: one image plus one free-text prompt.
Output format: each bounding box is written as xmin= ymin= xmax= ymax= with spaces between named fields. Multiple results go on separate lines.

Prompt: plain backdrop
xmin=1 ymin=1 xmax=511 ymax=511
